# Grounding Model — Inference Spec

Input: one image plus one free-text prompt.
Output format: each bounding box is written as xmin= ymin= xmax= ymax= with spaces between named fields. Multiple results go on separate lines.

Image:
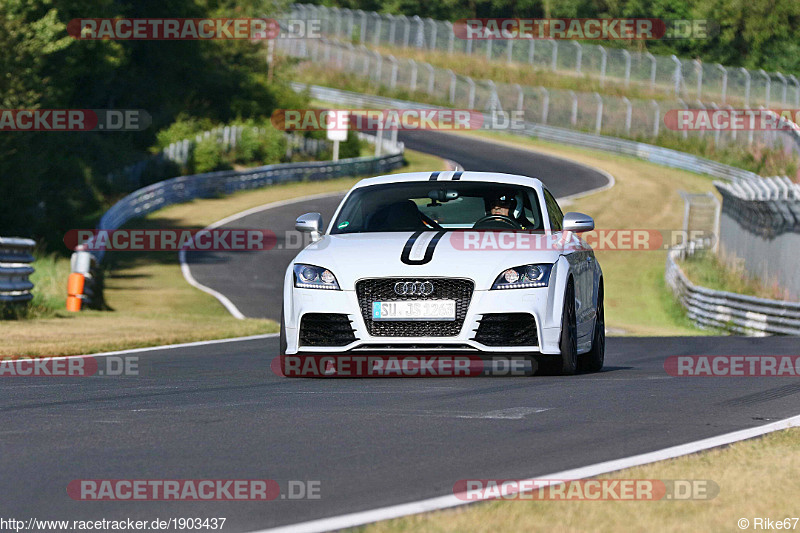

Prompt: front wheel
xmin=558 ymin=279 xmax=578 ymax=375
xmin=580 ymin=284 xmax=604 ymax=373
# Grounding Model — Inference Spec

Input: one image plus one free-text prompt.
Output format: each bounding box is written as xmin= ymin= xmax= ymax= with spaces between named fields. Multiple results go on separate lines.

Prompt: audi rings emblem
xmin=394 ymin=281 xmax=434 ymax=296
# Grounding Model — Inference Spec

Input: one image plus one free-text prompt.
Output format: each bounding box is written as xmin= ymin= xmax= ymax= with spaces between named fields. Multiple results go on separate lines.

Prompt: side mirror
xmin=562 ymin=212 xmax=594 ymax=233
xmin=295 ymin=212 xmax=324 ymax=241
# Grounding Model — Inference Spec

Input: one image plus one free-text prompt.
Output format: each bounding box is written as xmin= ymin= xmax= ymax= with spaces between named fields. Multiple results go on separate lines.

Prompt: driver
xmin=485 ymin=193 xmax=534 ymax=229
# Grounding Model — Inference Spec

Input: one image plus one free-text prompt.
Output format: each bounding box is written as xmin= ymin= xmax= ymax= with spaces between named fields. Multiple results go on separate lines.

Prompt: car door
xmin=543 ymin=188 xmax=593 ymax=340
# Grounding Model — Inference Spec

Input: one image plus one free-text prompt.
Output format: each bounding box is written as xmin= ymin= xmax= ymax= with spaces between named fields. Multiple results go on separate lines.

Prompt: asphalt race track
xmin=3 ymin=130 xmax=799 ymax=532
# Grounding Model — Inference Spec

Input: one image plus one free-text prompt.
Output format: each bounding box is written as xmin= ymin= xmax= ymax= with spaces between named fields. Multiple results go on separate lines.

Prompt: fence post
xmin=741 ymin=68 xmax=751 ymax=108
xmin=677 ymin=98 xmax=688 ymax=139
xmin=726 ymin=105 xmax=737 ymax=141
xmin=594 ymin=92 xmax=603 ymax=134
xmin=622 ymin=49 xmax=631 ymax=88
xmin=387 ymin=14 xmax=396 ymax=45
xmin=448 ymin=69 xmax=456 ymax=103
xmin=445 ymin=22 xmax=454 ymax=54
xmin=710 ymin=102 xmax=720 ymax=145
xmin=388 ymin=55 xmax=398 ymax=89
xmin=717 ymin=64 xmax=727 ymax=104
xmin=344 ymin=9 xmax=354 ymax=40
xmin=694 ymin=59 xmax=703 ymax=99
xmin=776 ymin=72 xmax=787 ymax=105
xmin=361 ymin=45 xmax=370 ymax=76
xmin=646 ymin=52 xmax=656 ymax=90
xmin=372 ymin=13 xmax=382 ymax=47
xmin=540 ymin=87 xmax=549 ymax=124
xmin=759 ymin=69 xmax=771 ymax=107
xmin=466 ymin=76 xmax=476 ymax=108
xmin=347 ymin=43 xmax=356 ymax=70
xmin=528 ymin=40 xmax=535 ymax=64
xmin=332 ymin=6 xmax=341 ymax=37
xmin=622 ymin=96 xmax=631 ymax=135
xmin=573 ymin=42 xmax=582 ymax=73
xmin=671 ymin=55 xmax=682 ymax=96
xmin=409 ymin=59 xmax=418 ymax=91
xmin=569 ymin=90 xmax=577 ymax=126
xmin=425 ymin=63 xmax=435 ymax=95
xmin=401 ymin=15 xmax=410 ymax=47
xmin=506 ymin=39 xmax=514 ymax=64
xmin=486 ymin=80 xmax=498 ymax=112
xmin=651 ymin=100 xmax=660 ymax=137
xmin=374 ymin=51 xmax=383 ymax=84
xmin=550 ymin=40 xmax=558 ymax=71
xmin=599 ymin=46 xmax=607 ymax=87
xmin=486 ymin=39 xmax=493 ymax=60
xmin=412 ymin=15 xmax=424 ymax=48
xmin=789 ymin=75 xmax=800 ymax=108
xmin=515 ymin=84 xmax=524 ymax=112
xmin=428 ymin=18 xmax=437 ymax=49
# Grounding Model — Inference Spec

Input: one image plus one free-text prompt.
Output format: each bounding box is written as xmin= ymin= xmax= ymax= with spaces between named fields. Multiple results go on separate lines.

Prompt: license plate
xmin=372 ymin=300 xmax=456 ymax=321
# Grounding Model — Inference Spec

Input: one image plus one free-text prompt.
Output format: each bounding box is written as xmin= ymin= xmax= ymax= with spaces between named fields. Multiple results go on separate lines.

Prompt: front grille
xmin=299 ymin=313 xmax=357 ymax=346
xmin=472 ymin=313 xmax=538 ymax=346
xmin=355 ymin=278 xmax=474 ymax=337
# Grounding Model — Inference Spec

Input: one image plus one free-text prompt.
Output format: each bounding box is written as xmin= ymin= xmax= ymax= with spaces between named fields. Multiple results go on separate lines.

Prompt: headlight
xmin=491 ymin=264 xmax=553 ymax=289
xmin=293 ymin=264 xmax=341 ymax=290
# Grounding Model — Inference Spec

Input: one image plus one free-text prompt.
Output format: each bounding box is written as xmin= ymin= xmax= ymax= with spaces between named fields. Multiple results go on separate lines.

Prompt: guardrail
xmin=666 ymin=247 xmax=800 ymax=335
xmin=84 ymin=132 xmax=404 ymax=264
xmin=0 ymin=237 xmax=36 ymax=304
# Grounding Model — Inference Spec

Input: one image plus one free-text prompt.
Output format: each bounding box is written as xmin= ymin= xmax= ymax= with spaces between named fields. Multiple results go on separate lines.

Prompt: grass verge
xmin=678 ymin=252 xmax=794 ymax=301
xmin=2 ymin=149 xmax=448 ymax=356
xmin=356 ymin=427 xmax=800 ymax=533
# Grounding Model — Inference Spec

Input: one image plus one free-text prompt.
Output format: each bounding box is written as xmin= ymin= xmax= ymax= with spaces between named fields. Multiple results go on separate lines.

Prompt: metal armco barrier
xmin=666 ymin=248 xmax=800 ymax=335
xmin=83 ymin=133 xmax=403 ymax=264
xmin=0 ymin=237 xmax=36 ymax=304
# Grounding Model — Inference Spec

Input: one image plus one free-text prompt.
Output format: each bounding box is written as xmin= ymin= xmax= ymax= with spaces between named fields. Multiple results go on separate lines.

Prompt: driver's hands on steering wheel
xmin=472 ymin=214 xmax=523 ymax=229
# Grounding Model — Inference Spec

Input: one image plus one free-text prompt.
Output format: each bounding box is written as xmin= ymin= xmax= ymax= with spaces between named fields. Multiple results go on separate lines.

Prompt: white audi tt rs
xmin=280 ymin=171 xmax=604 ymax=375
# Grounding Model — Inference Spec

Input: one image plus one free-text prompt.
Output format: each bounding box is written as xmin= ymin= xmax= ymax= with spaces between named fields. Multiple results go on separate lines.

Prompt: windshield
xmin=331 ymin=181 xmax=544 ymax=234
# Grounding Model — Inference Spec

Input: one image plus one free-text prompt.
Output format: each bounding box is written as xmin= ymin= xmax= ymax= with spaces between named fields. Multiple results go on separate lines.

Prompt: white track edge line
xmin=178 ymin=191 xmax=348 ymax=319
xmin=9 ymin=333 xmax=279 ymax=362
xmin=251 ymin=413 xmax=800 ymax=533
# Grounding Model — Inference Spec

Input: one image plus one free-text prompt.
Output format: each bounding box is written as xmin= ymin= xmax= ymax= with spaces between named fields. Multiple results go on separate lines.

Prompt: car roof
xmin=352 ymin=171 xmax=545 ymax=190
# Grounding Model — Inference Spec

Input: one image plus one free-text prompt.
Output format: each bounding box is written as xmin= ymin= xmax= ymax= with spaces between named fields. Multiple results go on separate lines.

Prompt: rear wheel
xmin=558 ymin=279 xmax=578 ymax=375
xmin=580 ymin=283 xmax=604 ymax=373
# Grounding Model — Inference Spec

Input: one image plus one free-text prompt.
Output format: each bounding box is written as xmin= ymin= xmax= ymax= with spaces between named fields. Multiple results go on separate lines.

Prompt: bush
xmin=192 ymin=137 xmax=228 ymax=174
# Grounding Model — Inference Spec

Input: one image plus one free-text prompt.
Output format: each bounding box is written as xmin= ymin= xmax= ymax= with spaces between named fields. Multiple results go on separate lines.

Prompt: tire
xmin=580 ymin=283 xmax=604 ymax=373
xmin=279 ymin=307 xmax=288 ymax=356
xmin=558 ymin=279 xmax=578 ymax=375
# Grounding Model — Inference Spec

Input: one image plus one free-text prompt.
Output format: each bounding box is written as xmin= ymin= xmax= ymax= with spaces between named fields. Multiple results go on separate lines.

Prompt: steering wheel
xmin=473 ymin=215 xmax=523 ymax=229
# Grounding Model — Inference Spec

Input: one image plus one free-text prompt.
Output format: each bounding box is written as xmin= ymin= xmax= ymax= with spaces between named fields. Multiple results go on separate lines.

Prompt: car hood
xmin=292 ymin=231 xmax=569 ymax=290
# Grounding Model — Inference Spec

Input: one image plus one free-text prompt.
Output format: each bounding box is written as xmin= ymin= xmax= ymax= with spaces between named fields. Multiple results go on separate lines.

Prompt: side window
xmin=543 ymin=189 xmax=563 ymax=230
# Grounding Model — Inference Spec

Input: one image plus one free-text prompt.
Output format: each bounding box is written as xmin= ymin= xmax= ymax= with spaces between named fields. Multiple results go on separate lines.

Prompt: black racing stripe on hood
xmin=451 ymin=171 xmax=463 ymax=180
xmin=429 ymin=172 xmax=441 ymax=181
xmin=401 ymin=230 xmax=448 ymax=265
